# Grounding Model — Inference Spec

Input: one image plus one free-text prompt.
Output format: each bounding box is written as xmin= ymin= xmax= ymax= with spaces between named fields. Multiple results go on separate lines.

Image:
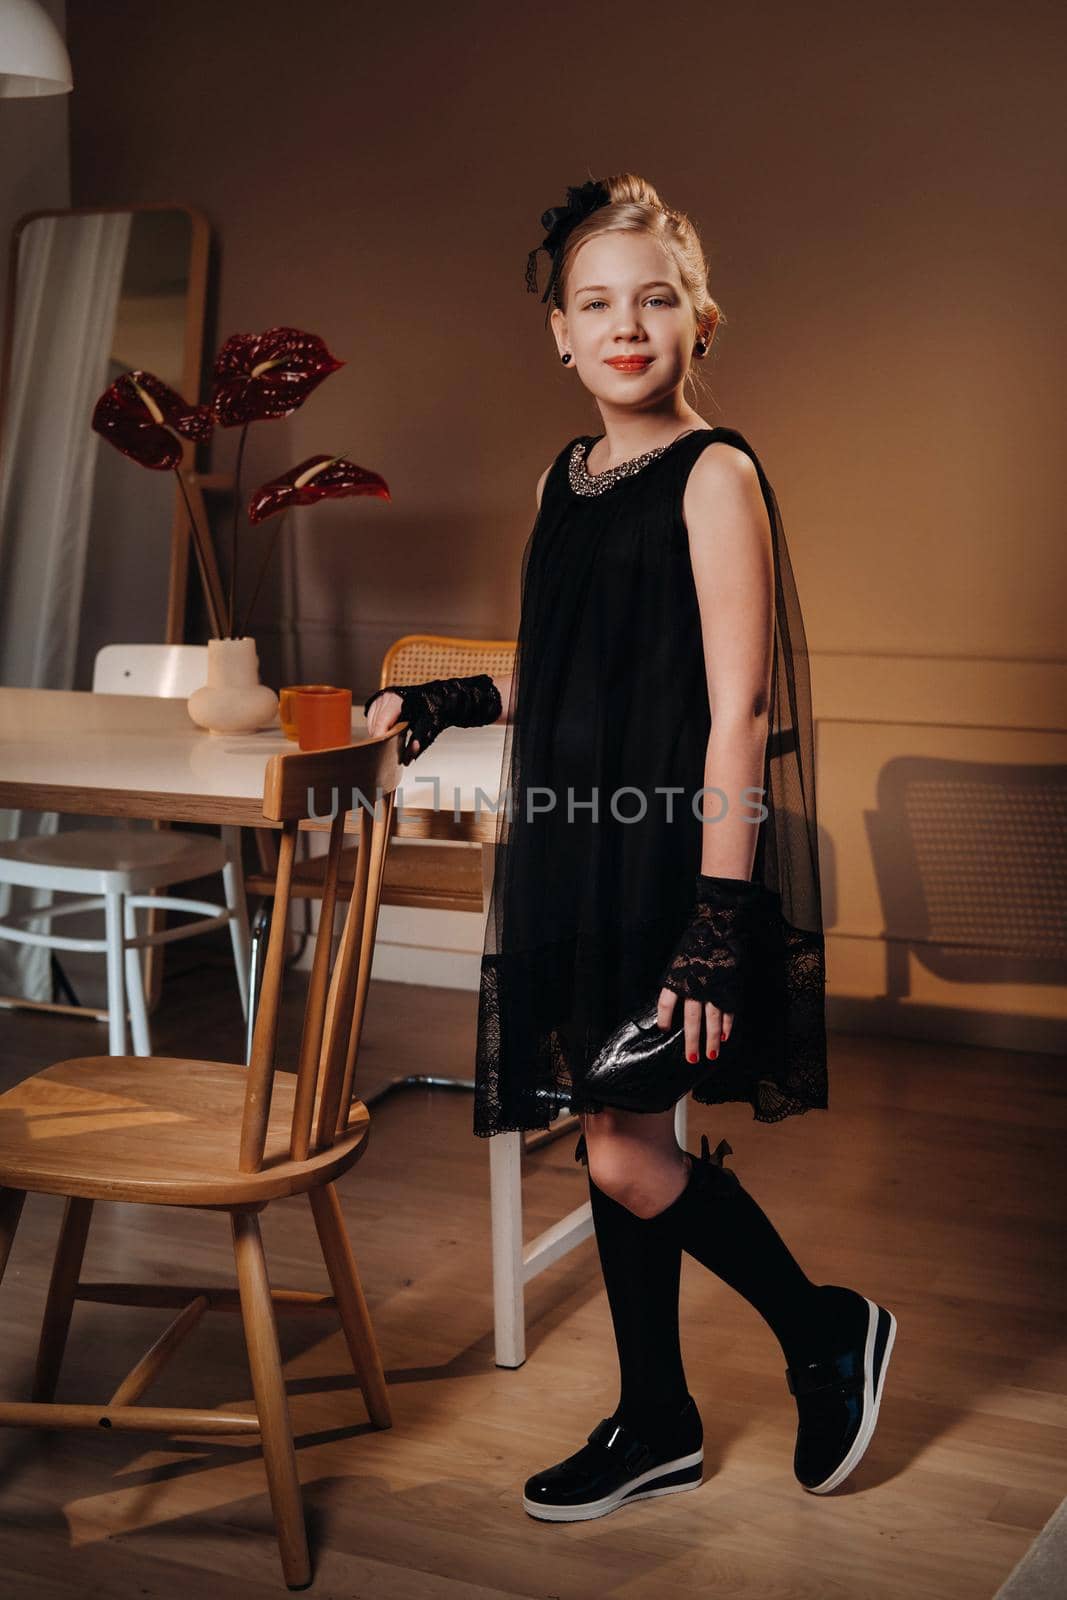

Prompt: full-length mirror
xmin=0 ymin=205 xmax=217 ymax=1005
xmin=0 ymin=204 xmax=214 ymax=691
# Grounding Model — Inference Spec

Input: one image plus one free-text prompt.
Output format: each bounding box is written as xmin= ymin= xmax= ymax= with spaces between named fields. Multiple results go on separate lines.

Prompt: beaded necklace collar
xmin=567 ymin=428 xmax=703 ymax=495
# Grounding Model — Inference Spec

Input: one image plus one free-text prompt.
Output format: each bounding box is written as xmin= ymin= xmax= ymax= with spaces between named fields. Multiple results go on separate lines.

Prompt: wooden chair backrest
xmin=239 ymin=729 xmax=402 ymax=1173
xmin=380 ymin=632 xmax=515 ymax=687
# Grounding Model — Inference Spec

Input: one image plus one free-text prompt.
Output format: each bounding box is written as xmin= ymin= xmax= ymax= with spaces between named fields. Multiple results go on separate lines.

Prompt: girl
xmin=365 ymin=172 xmax=896 ymax=1523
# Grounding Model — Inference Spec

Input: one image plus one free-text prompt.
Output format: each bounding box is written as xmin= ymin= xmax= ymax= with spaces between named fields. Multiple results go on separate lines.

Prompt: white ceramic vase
xmin=187 ymin=637 xmax=279 ymax=735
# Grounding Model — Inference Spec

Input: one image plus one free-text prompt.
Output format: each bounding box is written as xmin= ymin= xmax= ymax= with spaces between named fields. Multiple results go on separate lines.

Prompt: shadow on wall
xmin=830 ymin=754 xmax=1067 ymax=1050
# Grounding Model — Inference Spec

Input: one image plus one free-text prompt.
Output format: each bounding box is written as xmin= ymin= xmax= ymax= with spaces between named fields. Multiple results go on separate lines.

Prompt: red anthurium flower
xmin=211 ymin=327 xmax=344 ymax=427
xmin=91 ymin=370 xmax=213 ymax=469
xmin=247 ymin=454 xmax=391 ymax=524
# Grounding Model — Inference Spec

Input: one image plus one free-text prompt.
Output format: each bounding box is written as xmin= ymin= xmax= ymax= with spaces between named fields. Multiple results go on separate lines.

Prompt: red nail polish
xmin=707 ymin=1050 xmax=718 ymax=1059
xmin=687 ymin=1053 xmax=698 ymax=1063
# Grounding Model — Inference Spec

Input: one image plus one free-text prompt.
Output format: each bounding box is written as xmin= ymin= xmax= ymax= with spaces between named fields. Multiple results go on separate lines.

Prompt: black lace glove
xmin=363 ymin=673 xmax=502 ymax=764
xmin=659 ymin=873 xmax=766 ymax=1015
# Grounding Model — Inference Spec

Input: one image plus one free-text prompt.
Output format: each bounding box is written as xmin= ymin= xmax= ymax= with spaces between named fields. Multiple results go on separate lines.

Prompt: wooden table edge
xmin=0 ymin=782 xmax=499 ymax=843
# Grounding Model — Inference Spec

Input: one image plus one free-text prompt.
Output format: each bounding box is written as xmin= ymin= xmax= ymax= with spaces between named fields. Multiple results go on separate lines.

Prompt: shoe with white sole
xmin=786 ymin=1289 xmax=897 ymax=1493
xmin=522 ymin=1396 xmax=704 ymax=1522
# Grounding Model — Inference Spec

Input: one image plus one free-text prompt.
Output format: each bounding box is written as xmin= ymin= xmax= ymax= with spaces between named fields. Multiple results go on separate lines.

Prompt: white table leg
xmin=490 ymin=1130 xmax=526 ymax=1368
xmin=104 ymin=892 xmax=127 ymax=1056
xmin=123 ymin=897 xmax=152 ymax=1056
xmin=221 ymin=824 xmax=251 ymax=1021
xmin=674 ymin=1093 xmax=688 ymax=1151
xmin=479 ymin=837 xmax=597 ymax=1370
xmin=479 ymin=839 xmax=530 ymax=1367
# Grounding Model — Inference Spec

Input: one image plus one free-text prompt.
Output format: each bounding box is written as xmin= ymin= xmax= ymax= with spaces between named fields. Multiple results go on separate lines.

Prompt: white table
xmin=0 ymin=687 xmax=689 ymax=1367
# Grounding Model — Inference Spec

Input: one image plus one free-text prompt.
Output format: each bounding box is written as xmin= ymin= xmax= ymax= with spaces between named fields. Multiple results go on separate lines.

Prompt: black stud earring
xmin=695 ymin=340 xmax=708 ymax=357
xmin=561 ymin=352 xmax=572 ymax=364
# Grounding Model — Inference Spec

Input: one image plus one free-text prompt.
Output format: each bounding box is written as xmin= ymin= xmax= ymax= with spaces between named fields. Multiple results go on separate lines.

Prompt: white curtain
xmin=0 ymin=211 xmax=132 ymax=998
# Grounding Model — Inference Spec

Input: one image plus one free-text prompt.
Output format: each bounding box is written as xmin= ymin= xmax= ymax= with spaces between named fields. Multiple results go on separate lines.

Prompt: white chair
xmin=0 ymin=645 xmax=250 ymax=1055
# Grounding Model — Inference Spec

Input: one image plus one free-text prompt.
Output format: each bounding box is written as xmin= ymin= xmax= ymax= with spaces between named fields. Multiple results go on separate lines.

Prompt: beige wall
xmin=63 ymin=0 xmax=1066 ymax=1046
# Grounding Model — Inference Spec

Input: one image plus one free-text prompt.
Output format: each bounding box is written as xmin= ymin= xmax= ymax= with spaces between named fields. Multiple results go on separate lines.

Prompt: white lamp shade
xmin=0 ymin=0 xmax=72 ymax=97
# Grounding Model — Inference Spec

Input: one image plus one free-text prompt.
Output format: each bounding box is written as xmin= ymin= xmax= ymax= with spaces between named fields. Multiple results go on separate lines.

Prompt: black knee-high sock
xmin=655 ymin=1136 xmax=863 ymax=1369
xmin=583 ymin=1152 xmax=693 ymax=1448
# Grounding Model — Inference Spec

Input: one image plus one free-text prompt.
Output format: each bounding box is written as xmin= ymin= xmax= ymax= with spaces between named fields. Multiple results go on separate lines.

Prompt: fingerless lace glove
xmin=659 ymin=873 xmax=766 ymax=1015
xmin=363 ymin=673 xmax=502 ymax=764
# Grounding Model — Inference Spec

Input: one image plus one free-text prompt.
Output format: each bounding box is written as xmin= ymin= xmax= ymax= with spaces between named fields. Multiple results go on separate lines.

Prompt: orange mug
xmin=293 ymin=686 xmax=353 ymax=752
xmin=279 ymin=683 xmax=334 ymax=740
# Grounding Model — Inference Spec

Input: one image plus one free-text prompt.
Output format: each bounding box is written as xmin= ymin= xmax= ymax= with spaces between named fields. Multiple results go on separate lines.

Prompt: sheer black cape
xmin=474 ymin=426 xmax=827 ymax=1135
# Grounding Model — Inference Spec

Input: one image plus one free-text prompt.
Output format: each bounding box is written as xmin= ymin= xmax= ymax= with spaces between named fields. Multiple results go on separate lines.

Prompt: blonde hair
xmin=551 ymin=171 xmax=725 ymax=398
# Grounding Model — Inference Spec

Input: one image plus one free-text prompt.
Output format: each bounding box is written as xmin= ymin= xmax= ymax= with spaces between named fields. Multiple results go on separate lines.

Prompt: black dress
xmin=473 ymin=425 xmax=827 ymax=1137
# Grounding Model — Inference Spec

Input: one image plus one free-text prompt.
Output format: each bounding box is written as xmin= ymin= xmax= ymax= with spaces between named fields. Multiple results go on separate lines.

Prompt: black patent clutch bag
xmin=583 ymin=999 xmax=722 ymax=1113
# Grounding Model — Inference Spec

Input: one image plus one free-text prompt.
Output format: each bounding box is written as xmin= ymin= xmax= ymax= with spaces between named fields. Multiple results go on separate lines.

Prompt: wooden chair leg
xmin=32 ymin=1197 xmax=93 ymax=1402
xmin=308 ymin=1184 xmax=391 ymax=1429
xmin=231 ymin=1211 xmax=310 ymax=1591
xmin=0 ymin=1187 xmax=26 ymax=1286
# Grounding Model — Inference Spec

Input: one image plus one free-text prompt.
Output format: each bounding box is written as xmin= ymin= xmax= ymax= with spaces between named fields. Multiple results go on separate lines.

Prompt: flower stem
xmin=238 ymin=510 xmax=291 ymax=640
xmin=229 ymin=422 xmax=250 ymax=637
xmin=174 ymin=468 xmax=223 ymax=639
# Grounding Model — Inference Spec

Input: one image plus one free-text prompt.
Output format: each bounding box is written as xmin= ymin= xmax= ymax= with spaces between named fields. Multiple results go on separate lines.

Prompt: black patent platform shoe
xmin=522 ymin=1396 xmax=704 ymax=1522
xmin=785 ymin=1290 xmax=897 ymax=1494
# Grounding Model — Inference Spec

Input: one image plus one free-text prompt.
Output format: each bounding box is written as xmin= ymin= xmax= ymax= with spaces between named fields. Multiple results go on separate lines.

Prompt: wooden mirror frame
xmin=0 ymin=201 xmax=226 ymax=645
xmin=0 ymin=203 xmax=232 ymax=1019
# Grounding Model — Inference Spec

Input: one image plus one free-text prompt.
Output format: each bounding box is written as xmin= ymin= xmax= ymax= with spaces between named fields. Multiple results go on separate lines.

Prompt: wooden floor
xmin=0 ymin=946 xmax=1064 ymax=1598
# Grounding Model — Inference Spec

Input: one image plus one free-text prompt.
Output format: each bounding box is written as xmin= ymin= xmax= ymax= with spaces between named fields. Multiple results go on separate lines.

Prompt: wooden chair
xmin=245 ymin=631 xmax=515 ymax=919
xmin=0 ymin=727 xmax=402 ymax=1589
xmin=370 ymin=637 xmax=582 ymax=1157
xmin=242 ymin=632 xmax=514 ymax=1063
xmin=243 ymin=636 xmax=582 ymax=1161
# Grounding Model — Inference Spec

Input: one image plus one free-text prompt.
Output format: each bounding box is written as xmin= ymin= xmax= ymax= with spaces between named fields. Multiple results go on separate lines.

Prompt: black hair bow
xmin=524 ymin=178 xmax=611 ymax=317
